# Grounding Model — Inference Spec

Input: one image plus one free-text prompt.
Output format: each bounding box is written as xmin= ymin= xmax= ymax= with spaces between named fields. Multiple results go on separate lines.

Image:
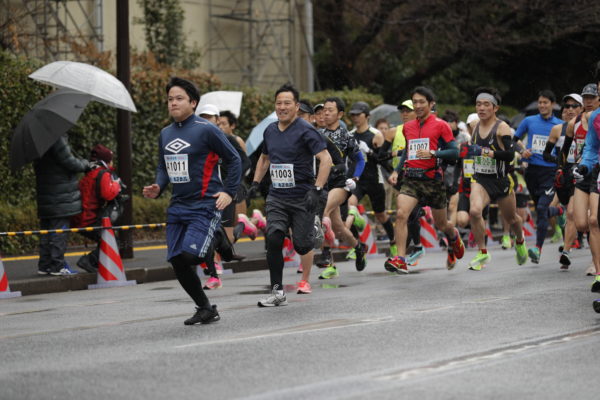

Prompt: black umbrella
xmin=10 ymin=89 xmax=91 ymax=171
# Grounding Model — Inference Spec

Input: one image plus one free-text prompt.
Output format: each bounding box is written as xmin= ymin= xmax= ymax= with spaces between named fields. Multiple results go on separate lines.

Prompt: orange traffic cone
xmin=0 ymin=255 xmax=21 ymax=299
xmin=88 ymin=218 xmax=136 ymax=289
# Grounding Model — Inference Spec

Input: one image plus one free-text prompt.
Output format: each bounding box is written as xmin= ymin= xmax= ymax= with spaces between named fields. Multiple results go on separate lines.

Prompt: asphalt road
xmin=1 ymin=241 xmax=599 ymax=400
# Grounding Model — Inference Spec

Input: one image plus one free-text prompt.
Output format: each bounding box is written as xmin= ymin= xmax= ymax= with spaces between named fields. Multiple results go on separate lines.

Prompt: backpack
xmin=96 ymin=169 xmax=126 ymax=224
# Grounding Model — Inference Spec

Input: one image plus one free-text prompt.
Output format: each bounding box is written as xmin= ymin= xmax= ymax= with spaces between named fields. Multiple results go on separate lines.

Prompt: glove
xmin=572 ymin=165 xmax=588 ymax=183
xmin=246 ymin=181 xmax=260 ymax=199
xmin=462 ymin=144 xmax=483 ymax=157
xmin=303 ymin=188 xmax=321 ymax=214
xmin=554 ymin=169 xmax=565 ymax=189
xmin=358 ymin=141 xmax=371 ymax=155
xmin=344 ymin=178 xmax=356 ymax=191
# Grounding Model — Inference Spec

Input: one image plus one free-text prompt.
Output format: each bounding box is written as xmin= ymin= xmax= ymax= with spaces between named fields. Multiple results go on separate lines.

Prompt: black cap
xmin=349 ymin=101 xmax=370 ymax=115
xmin=299 ymin=100 xmax=314 ymax=114
xmin=581 ymin=83 xmax=599 ymax=97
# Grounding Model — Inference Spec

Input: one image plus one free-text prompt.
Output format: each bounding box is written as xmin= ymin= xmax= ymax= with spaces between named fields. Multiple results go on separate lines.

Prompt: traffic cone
xmin=523 ymin=210 xmax=535 ymax=238
xmin=88 ymin=217 xmax=136 ymax=289
xmin=419 ymin=216 xmax=440 ymax=249
xmin=0 ymin=255 xmax=21 ymax=299
xmin=358 ymin=210 xmax=378 ymax=258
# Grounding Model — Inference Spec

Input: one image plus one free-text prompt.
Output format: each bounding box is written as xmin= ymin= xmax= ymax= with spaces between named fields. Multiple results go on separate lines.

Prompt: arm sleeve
xmin=395 ymin=149 xmax=407 ymax=172
xmin=542 ymin=141 xmax=557 ymax=164
xmin=209 ymin=128 xmax=242 ymax=197
xmin=493 ymin=135 xmax=516 ymax=162
xmin=155 ymin=135 xmax=170 ymax=195
xmin=51 ymin=136 xmax=89 ymax=172
xmin=434 ymin=140 xmax=459 ymax=161
xmin=351 ymin=150 xmax=365 ymax=178
xmin=559 ymin=135 xmax=574 ymax=166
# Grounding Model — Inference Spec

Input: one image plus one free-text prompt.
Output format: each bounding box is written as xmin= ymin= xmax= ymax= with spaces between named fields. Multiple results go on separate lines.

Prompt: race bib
xmin=270 ymin=163 xmax=295 ymax=188
xmin=567 ymin=141 xmax=577 ymax=163
xmin=463 ymin=159 xmax=475 ymax=178
xmin=531 ymin=134 xmax=547 ymax=155
xmin=164 ymin=154 xmax=190 ymax=183
xmin=408 ymin=138 xmax=430 ymax=160
xmin=473 ymin=156 xmax=496 ymax=174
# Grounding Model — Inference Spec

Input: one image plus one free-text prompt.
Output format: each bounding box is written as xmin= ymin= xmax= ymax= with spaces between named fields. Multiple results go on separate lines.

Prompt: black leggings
xmin=266 ymin=230 xmax=286 ymax=289
xmin=171 ymin=251 xmax=211 ymax=309
xmin=407 ymin=207 xmax=422 ymax=246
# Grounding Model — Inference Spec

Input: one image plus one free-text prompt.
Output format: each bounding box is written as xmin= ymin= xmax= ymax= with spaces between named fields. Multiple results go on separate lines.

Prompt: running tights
xmin=266 ymin=230 xmax=286 ymax=289
xmin=533 ymin=193 xmax=561 ymax=248
xmin=407 ymin=207 xmax=422 ymax=247
xmin=171 ymin=254 xmax=211 ymax=309
xmin=382 ymin=219 xmax=395 ymax=243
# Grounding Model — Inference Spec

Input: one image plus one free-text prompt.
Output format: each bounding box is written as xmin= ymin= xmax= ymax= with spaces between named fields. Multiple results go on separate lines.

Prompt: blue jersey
xmin=515 ymin=113 xmax=563 ymax=167
xmin=262 ymin=117 xmax=326 ymax=199
xmin=156 ymin=114 xmax=241 ymax=210
xmin=580 ymin=109 xmax=600 ymax=171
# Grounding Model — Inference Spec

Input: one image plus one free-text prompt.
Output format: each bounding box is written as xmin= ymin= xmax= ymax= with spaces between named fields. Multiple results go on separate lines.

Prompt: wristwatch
xmin=483 ymin=148 xmax=490 ymax=156
xmin=429 ymin=149 xmax=436 ymax=157
xmin=315 ymin=186 xmax=323 ymax=192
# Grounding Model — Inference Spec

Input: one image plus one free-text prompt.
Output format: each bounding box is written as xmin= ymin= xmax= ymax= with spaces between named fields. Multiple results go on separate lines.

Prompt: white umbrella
xmin=197 ymin=91 xmax=243 ymax=118
xmin=29 ymin=61 xmax=137 ymax=113
xmin=246 ymin=111 xmax=278 ymax=156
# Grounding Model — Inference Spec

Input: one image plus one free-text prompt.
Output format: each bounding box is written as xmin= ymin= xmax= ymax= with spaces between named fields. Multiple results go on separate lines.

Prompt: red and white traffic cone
xmin=0 ymin=255 xmax=21 ymax=299
xmin=358 ymin=211 xmax=379 ymax=258
xmin=88 ymin=218 xmax=136 ymax=289
xmin=419 ymin=216 xmax=440 ymax=249
xmin=283 ymin=237 xmax=301 ymax=268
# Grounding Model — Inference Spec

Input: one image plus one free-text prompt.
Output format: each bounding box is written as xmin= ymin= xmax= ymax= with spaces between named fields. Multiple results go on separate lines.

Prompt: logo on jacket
xmin=165 ymin=138 xmax=191 ymax=153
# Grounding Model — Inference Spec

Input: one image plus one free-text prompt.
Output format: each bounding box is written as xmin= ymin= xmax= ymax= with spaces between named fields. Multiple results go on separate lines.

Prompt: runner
xmin=143 ymin=77 xmax=242 ymax=325
xmin=575 ymin=90 xmax=600 ymax=292
xmin=317 ymin=97 xmax=367 ymax=279
xmin=542 ymin=93 xmax=583 ymax=269
xmin=463 ymin=88 xmax=528 ymax=270
xmin=250 ymin=83 xmax=331 ymax=306
xmin=347 ymin=101 xmax=397 ymax=257
xmin=514 ymin=90 xmax=564 ymax=263
xmin=386 ymin=86 xmax=465 ymax=273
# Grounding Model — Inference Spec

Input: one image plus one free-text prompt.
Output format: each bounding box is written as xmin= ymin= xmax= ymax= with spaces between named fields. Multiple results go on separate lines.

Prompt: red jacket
xmin=71 ymin=166 xmax=121 ymax=227
xmin=403 ymin=115 xmax=454 ymax=178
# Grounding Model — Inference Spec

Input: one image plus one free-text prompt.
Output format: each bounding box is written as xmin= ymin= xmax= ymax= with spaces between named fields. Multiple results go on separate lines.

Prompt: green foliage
xmin=136 ymin=0 xmax=201 ymax=68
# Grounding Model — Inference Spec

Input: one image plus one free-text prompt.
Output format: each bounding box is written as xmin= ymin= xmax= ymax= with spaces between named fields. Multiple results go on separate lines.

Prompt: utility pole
xmin=116 ymin=0 xmax=133 ymax=258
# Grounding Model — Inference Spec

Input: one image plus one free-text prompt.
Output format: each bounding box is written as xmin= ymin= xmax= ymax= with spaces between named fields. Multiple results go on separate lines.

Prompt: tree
xmin=314 ymin=0 xmax=600 ymax=107
xmin=136 ymin=0 xmax=200 ymax=68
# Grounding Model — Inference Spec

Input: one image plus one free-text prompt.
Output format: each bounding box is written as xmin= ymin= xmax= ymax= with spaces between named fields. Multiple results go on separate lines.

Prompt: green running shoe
xmin=389 ymin=244 xmax=398 ymax=258
xmin=501 ymin=235 xmax=512 ymax=250
xmin=528 ymin=247 xmax=540 ymax=264
xmin=348 ymin=207 xmax=366 ymax=231
xmin=346 ymin=247 xmax=356 ymax=260
xmin=468 ymin=251 xmax=491 ymax=271
xmin=592 ymin=276 xmax=600 ymax=293
xmin=550 ymin=226 xmax=563 ymax=243
xmin=515 ymin=241 xmax=528 ymax=265
xmin=318 ymin=265 xmax=339 ymax=279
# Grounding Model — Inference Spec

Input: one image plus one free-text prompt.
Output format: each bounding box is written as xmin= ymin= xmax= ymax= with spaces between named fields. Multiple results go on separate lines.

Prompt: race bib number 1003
xmin=165 ymin=154 xmax=190 ymax=183
xmin=270 ymin=163 xmax=295 ymax=188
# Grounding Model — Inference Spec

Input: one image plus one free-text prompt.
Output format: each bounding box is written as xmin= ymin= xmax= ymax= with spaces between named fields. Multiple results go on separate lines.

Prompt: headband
xmin=476 ymin=93 xmax=498 ymax=106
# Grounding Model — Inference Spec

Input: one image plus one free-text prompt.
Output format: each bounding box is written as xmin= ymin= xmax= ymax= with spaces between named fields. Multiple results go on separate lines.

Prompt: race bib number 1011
xmin=165 ymin=154 xmax=190 ymax=183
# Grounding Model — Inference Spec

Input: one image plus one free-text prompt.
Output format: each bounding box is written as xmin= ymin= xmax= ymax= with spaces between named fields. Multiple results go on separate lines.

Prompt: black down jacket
xmin=34 ymin=135 xmax=90 ymax=218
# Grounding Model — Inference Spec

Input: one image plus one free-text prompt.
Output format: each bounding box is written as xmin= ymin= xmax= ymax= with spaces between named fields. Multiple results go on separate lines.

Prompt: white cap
xmin=562 ymin=93 xmax=583 ymax=106
xmin=466 ymin=113 xmax=479 ymax=125
xmin=196 ymin=104 xmax=220 ymax=116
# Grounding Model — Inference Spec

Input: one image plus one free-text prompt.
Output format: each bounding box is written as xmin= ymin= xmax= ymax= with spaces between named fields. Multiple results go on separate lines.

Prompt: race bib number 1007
xmin=165 ymin=154 xmax=190 ymax=183
xmin=408 ymin=138 xmax=430 ymax=160
xmin=270 ymin=163 xmax=295 ymax=188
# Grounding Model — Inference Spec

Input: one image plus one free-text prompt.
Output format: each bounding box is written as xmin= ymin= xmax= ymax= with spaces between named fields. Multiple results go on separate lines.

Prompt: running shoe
xmin=573 ymin=239 xmax=583 ymax=249
xmin=203 ymin=276 xmax=222 ymax=290
xmin=586 ymin=264 xmax=596 ymax=276
xmin=37 ymin=268 xmax=50 ymax=275
xmin=315 ymin=248 xmax=332 ymax=268
xmin=384 ymin=256 xmax=408 ymax=274
xmin=515 ymin=241 xmax=528 ymax=265
xmin=297 ymin=263 xmax=303 ymax=274
xmin=468 ymin=251 xmax=491 ymax=271
xmin=346 ymin=247 xmax=356 ymax=260
xmin=50 ymin=263 xmax=78 ymax=276
xmin=528 ymin=247 xmax=541 ymax=264
xmin=592 ymin=276 xmax=600 ymax=293
xmin=252 ymin=209 xmax=267 ymax=231
xmin=594 ymin=299 xmax=600 ymax=314
xmin=238 ymin=214 xmax=258 ymax=240
xmin=319 ymin=265 xmax=339 ymax=279
xmin=550 ymin=226 xmax=563 ymax=244
xmin=355 ymin=242 xmax=367 ymax=271
xmin=348 ymin=206 xmax=366 ymax=231
xmin=446 ymin=250 xmax=457 ymax=270
xmin=406 ymin=247 xmax=425 ymax=266
xmin=501 ymin=235 xmax=512 ymax=250
xmin=451 ymin=229 xmax=465 ymax=259
xmin=559 ymin=251 xmax=571 ymax=270
xmin=322 ymin=216 xmax=335 ymax=244
xmin=184 ymin=305 xmax=220 ymax=325
xmin=313 ymin=215 xmax=324 ymax=249
xmin=258 ymin=286 xmax=288 ymax=307
xmin=389 ymin=244 xmax=398 ymax=258
xmin=297 ymin=280 xmax=312 ymax=294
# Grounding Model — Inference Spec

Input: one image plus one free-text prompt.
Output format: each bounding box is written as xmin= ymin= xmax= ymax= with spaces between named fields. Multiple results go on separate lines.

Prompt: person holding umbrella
xmin=35 ymin=135 xmax=90 ymax=275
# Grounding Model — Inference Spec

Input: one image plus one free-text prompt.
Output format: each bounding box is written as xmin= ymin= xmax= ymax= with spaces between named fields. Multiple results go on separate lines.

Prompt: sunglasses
xmin=563 ymin=104 xmax=580 ymax=109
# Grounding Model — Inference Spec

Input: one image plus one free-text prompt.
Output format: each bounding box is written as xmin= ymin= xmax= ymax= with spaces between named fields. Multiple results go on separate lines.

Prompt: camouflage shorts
xmin=399 ymin=177 xmax=447 ymax=210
